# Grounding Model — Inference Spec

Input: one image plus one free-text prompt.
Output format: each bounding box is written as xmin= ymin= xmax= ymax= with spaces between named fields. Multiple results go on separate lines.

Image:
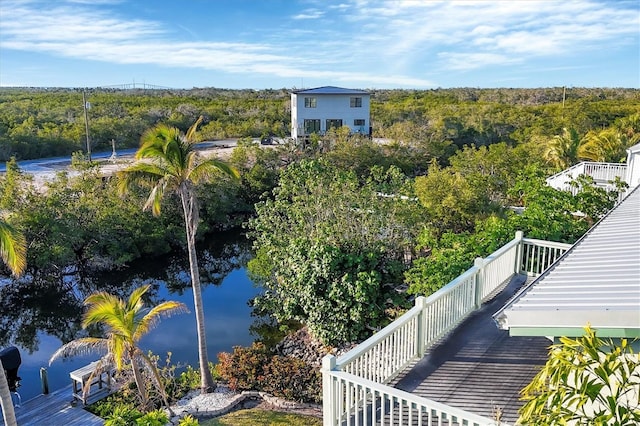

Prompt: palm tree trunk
xmin=180 ymin=187 xmax=215 ymax=393
xmin=0 ymin=360 xmax=17 ymax=426
xmin=130 ymin=355 xmax=149 ymax=410
xmin=139 ymin=351 xmax=174 ymax=415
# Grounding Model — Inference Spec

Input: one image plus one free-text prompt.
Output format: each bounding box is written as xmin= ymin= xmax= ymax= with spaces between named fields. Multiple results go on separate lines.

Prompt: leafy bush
xmin=248 ymin=159 xmax=416 ymax=346
xmin=103 ymin=404 xmax=143 ymax=426
xmin=217 ymin=343 xmax=270 ymax=391
xmin=178 ymin=414 xmax=200 ymax=425
xmin=519 ymin=326 xmax=640 ymax=425
xmin=89 ymin=354 xmax=208 ymax=422
xmin=261 ymin=355 xmax=322 ymax=403
xmin=153 ymin=352 xmax=205 ymax=403
xmin=217 ymin=343 xmax=321 ymax=403
xmin=136 ymin=409 xmax=168 ymax=426
xmin=88 ymin=389 xmax=140 ymax=419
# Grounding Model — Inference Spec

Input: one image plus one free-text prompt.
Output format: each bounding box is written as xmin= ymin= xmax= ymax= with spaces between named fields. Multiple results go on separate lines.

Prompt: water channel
xmin=0 ymin=229 xmax=260 ymax=402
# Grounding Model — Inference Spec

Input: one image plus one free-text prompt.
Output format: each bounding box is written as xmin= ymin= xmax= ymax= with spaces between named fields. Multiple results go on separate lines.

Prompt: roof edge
xmin=292 ymin=85 xmax=370 ymax=95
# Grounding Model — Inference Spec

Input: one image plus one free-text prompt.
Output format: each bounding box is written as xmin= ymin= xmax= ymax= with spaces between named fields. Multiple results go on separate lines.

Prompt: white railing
xmin=583 ymin=162 xmax=627 ymax=183
xmin=323 ymin=369 xmax=502 ymax=426
xmin=520 ymin=238 xmax=571 ymax=276
xmin=322 ymin=232 xmax=572 ymax=426
xmin=546 ymin=162 xmax=586 ymax=190
xmin=546 ymin=162 xmax=627 ymax=196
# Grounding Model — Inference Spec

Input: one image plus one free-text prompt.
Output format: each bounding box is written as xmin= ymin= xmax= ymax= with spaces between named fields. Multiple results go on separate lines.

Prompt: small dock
xmin=1 ymin=386 xmax=104 ymax=426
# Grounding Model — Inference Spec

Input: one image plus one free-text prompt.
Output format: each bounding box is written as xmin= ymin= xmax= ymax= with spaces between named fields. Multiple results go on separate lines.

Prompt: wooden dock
xmin=1 ymin=386 xmax=104 ymax=426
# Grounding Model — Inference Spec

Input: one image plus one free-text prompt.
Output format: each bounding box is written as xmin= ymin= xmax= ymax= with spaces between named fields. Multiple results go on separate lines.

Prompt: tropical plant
xmin=519 ymin=326 xmax=640 ymax=425
xmin=136 ymin=409 xmax=169 ymax=426
xmin=544 ymin=127 xmax=584 ymax=170
xmin=117 ymin=117 xmax=239 ymax=393
xmin=178 ymin=414 xmax=200 ymax=426
xmin=579 ymin=128 xmax=635 ymax=163
xmin=0 ymin=220 xmax=26 ymax=277
xmin=49 ymin=285 xmax=188 ymax=411
xmin=0 ymin=219 xmax=26 ymax=426
xmin=103 ymin=404 xmax=143 ymax=426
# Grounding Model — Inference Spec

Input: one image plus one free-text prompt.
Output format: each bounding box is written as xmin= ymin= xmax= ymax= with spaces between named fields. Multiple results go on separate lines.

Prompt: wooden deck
xmin=1 ymin=386 xmax=104 ymax=426
xmin=392 ymin=276 xmax=551 ymax=425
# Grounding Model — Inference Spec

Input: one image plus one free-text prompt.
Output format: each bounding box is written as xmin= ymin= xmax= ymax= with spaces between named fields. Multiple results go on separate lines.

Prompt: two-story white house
xmin=290 ymin=86 xmax=371 ymax=140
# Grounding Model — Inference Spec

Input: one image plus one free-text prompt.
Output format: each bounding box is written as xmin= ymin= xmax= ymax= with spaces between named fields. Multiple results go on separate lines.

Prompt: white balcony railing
xmin=322 ymin=232 xmax=571 ymax=426
xmin=546 ymin=162 xmax=627 ymax=196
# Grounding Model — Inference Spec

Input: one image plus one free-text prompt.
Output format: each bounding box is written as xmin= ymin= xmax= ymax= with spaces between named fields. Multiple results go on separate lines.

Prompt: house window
xmin=326 ymin=119 xmax=343 ymax=131
xmin=304 ymin=97 xmax=317 ymax=108
xmin=350 ymin=97 xmax=362 ymax=108
xmin=304 ymin=119 xmax=321 ymax=134
xmin=354 ymin=119 xmax=365 ymax=126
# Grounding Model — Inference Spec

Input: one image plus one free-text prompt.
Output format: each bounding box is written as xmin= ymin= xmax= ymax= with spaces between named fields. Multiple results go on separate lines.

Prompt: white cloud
xmin=342 ymin=0 xmax=639 ymax=69
xmin=292 ymin=8 xmax=325 ymax=20
xmin=438 ymin=52 xmax=520 ymax=71
xmin=0 ymin=0 xmax=637 ymax=88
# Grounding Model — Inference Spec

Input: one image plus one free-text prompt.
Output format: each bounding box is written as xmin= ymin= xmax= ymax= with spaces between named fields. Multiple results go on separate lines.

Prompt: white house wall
xmin=626 ymin=142 xmax=640 ymax=190
xmin=291 ymin=92 xmax=370 ymax=138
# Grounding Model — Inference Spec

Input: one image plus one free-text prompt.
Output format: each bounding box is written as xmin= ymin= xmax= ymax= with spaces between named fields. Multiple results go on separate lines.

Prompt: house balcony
xmin=545 ymin=161 xmax=627 ymax=196
xmin=321 ymin=233 xmax=572 ymax=426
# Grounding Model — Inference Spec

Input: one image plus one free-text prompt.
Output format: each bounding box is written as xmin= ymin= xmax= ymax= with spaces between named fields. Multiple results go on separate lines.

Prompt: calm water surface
xmin=0 ymin=230 xmax=260 ymax=402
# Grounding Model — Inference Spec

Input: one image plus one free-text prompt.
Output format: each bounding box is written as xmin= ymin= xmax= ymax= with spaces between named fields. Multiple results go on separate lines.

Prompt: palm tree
xmin=579 ymin=128 xmax=634 ymax=163
xmin=0 ymin=220 xmax=26 ymax=426
xmin=117 ymin=117 xmax=239 ymax=393
xmin=49 ymin=285 xmax=187 ymax=410
xmin=544 ymin=127 xmax=584 ymax=170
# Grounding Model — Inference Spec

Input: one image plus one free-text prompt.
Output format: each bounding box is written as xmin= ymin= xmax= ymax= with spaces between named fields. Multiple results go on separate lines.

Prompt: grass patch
xmin=200 ymin=408 xmax=322 ymax=426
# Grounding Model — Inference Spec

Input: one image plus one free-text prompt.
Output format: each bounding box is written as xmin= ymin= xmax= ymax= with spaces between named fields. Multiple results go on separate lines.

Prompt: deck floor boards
xmin=392 ymin=276 xmax=551 ymax=425
xmin=1 ymin=386 xmax=104 ymax=426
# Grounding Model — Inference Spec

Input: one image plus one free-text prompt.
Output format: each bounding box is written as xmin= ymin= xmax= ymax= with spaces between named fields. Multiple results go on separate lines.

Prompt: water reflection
xmin=0 ymin=229 xmax=259 ymax=401
xmin=0 ymin=276 xmax=84 ymax=353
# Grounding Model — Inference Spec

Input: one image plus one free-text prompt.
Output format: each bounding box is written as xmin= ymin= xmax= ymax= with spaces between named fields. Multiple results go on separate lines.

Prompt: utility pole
xmin=82 ymin=90 xmax=92 ymax=162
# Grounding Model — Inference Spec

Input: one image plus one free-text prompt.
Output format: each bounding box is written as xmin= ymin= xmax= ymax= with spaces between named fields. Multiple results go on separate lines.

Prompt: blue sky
xmin=0 ymin=0 xmax=638 ymax=89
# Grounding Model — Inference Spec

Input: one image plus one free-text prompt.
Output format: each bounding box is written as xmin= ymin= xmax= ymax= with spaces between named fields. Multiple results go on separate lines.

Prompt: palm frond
xmin=0 ymin=220 xmax=26 ymax=276
xmin=189 ymin=158 xmax=240 ymax=184
xmin=117 ymin=162 xmax=174 ymax=193
xmin=83 ymin=291 xmax=122 ymax=328
xmin=49 ymin=337 xmax=109 ymax=365
xmin=133 ymin=300 xmax=189 ymax=341
xmin=185 ymin=116 xmax=204 ymax=143
xmin=137 ymin=125 xmax=181 ymax=161
xmin=143 ymin=181 xmax=166 ymax=217
xmin=126 ymin=284 xmax=151 ymax=311
xmin=108 ymin=336 xmax=129 ymax=370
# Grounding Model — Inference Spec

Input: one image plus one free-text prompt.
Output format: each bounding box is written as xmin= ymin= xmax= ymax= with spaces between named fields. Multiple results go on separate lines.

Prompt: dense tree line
xmin=0 ymin=87 xmax=290 ymax=160
xmin=0 ymin=87 xmax=638 ymax=161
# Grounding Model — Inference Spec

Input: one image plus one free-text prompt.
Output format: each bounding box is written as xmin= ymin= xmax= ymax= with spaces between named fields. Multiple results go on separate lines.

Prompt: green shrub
xmin=217 ymin=343 xmax=322 ymax=403
xmin=136 ymin=409 xmax=169 ymax=426
xmin=178 ymin=414 xmax=200 ymax=425
xmin=88 ymin=391 xmax=139 ymax=419
xmin=104 ymin=404 xmax=143 ymax=426
xmin=261 ymin=355 xmax=322 ymax=403
xmin=217 ymin=342 xmax=270 ymax=391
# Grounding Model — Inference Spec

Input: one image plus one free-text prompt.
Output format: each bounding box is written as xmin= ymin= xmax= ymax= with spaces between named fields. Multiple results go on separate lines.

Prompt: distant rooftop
xmin=292 ymin=86 xmax=369 ymax=95
xmin=495 ymin=185 xmax=640 ymax=338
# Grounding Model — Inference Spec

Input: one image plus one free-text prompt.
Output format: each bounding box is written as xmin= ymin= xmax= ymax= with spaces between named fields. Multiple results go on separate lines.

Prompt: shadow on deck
xmin=391 ymin=276 xmax=550 ymax=425
xmin=1 ymin=386 xmax=104 ymax=426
